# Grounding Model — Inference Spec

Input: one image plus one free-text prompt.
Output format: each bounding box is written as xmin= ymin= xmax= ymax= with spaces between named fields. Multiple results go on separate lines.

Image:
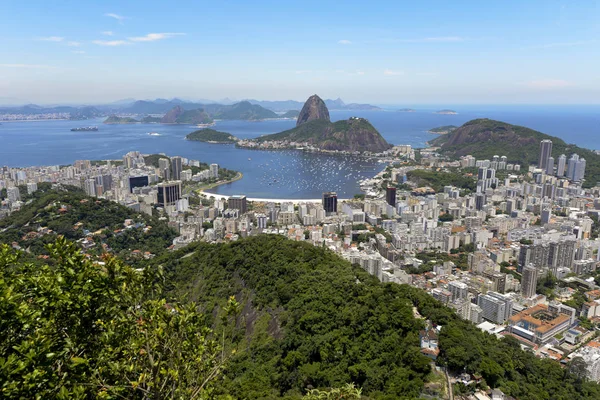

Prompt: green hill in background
xmin=430 ymin=118 xmax=600 ymax=187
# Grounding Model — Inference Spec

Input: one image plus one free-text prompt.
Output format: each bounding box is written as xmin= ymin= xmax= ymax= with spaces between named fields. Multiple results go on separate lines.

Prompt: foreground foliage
xmin=0 ymin=237 xmax=221 ymax=399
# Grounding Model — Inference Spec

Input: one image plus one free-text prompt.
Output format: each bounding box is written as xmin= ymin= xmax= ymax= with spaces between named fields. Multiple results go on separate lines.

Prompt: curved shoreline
xmin=199 ymin=191 xmax=349 ymax=205
xmin=196 ymin=171 xmax=243 ymax=191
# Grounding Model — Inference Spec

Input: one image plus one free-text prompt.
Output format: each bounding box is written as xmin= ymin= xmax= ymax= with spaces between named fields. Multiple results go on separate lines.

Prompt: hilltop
xmin=430 ymin=118 xmax=600 ymax=187
xmin=254 ymin=95 xmax=391 ymax=153
xmin=428 ymin=125 xmax=457 ymax=134
xmin=185 ymin=128 xmax=237 ymax=143
xmin=160 ymin=106 xmax=213 ymax=124
xmin=103 ymin=115 xmax=138 ymax=124
xmin=210 ymin=100 xmax=277 ymax=120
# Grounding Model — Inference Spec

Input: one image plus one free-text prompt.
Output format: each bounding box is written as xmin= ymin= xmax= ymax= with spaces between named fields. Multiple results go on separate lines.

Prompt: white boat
xmin=148 ymin=132 xmax=161 ymax=136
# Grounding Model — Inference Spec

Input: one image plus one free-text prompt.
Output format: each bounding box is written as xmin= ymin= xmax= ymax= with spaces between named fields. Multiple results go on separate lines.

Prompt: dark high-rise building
xmin=386 ymin=186 xmax=397 ymax=207
xmin=157 ymin=181 xmax=181 ymax=206
xmin=171 ymin=156 xmax=183 ymax=181
xmin=228 ymin=195 xmax=247 ymax=214
xmin=322 ymin=192 xmax=337 ymax=215
xmin=475 ymin=193 xmax=485 ymax=211
xmin=129 ymin=175 xmax=149 ymax=193
xmin=539 ymin=140 xmax=552 ymax=170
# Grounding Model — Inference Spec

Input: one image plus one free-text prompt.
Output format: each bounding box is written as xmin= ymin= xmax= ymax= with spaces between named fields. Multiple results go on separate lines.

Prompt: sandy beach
xmin=199 ymin=191 xmax=348 ymax=205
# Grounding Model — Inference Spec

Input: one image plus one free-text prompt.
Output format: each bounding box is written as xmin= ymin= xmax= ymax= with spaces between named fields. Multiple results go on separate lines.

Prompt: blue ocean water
xmin=0 ymin=105 xmax=598 ymax=199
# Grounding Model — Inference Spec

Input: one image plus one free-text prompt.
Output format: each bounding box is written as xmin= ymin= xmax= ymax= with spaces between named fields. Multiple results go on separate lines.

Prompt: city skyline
xmin=1 ymin=0 xmax=599 ymax=104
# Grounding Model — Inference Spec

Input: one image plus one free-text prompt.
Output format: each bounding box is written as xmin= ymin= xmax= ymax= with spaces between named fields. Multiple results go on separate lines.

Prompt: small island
xmin=428 ymin=125 xmax=457 ymax=134
xmin=434 ymin=109 xmax=458 ymax=115
xmin=185 ymin=128 xmax=238 ymax=144
xmin=140 ymin=116 xmax=162 ymax=123
xmin=397 ymin=108 xmax=416 ymax=113
xmin=103 ymin=115 xmax=138 ymax=124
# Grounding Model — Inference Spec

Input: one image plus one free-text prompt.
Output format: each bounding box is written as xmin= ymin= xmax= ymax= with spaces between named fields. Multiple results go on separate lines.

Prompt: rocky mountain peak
xmin=296 ymin=95 xmax=330 ymax=126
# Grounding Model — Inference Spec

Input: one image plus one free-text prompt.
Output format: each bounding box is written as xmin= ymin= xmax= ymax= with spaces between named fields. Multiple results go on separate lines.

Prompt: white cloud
xmin=67 ymin=41 xmax=81 ymax=47
xmin=102 ymin=31 xmax=114 ymax=36
xmin=72 ymin=50 xmax=86 ymax=54
xmin=295 ymin=70 xmax=311 ymax=74
xmin=0 ymin=64 xmax=57 ymax=69
xmin=38 ymin=36 xmax=64 ymax=42
xmin=338 ymin=39 xmax=352 ymax=45
xmin=92 ymin=40 xmax=129 ymax=46
xmin=104 ymin=13 xmax=127 ymax=24
xmin=384 ymin=69 xmax=404 ymax=76
xmin=526 ymin=79 xmax=572 ymax=89
xmin=127 ymin=33 xmax=185 ymax=42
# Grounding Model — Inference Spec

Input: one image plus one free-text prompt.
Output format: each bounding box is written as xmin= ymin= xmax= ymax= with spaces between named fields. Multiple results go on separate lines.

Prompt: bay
xmin=0 ymin=105 xmax=598 ymax=199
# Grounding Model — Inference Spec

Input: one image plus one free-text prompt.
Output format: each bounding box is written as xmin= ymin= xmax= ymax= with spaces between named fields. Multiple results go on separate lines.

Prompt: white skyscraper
xmin=567 ymin=154 xmax=579 ymax=180
xmin=557 ymin=154 xmax=567 ymax=177
xmin=546 ymin=156 xmax=554 ymax=175
xmin=575 ymin=158 xmax=586 ymax=182
xmin=210 ymin=163 xmax=219 ymax=179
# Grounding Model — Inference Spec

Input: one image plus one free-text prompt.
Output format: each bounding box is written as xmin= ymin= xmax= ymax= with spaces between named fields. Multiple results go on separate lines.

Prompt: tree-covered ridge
xmin=186 ymin=128 xmax=238 ymax=143
xmin=406 ymin=169 xmax=477 ymax=192
xmin=103 ymin=115 xmax=138 ymax=124
xmin=211 ymin=100 xmax=278 ymax=120
xmin=156 ymin=235 xmax=432 ymax=398
xmin=428 ymin=125 xmax=457 ymax=134
xmin=254 ymin=117 xmax=392 ymax=153
xmin=0 ymin=188 xmax=176 ymax=259
xmin=430 ymin=118 xmax=600 ymax=187
xmin=151 ymin=235 xmax=600 ymax=399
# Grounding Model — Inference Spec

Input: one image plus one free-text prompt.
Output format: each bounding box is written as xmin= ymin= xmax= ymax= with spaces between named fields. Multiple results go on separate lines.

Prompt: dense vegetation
xmin=186 ymin=128 xmax=238 ymax=143
xmin=174 ymin=109 xmax=214 ymax=124
xmin=428 ymin=125 xmax=457 ymax=134
xmin=0 ymin=187 xmax=176 ymax=259
xmin=212 ymin=101 xmax=278 ymax=120
xmin=147 ymin=235 xmax=600 ymax=399
xmin=139 ymin=115 xmax=162 ymax=123
xmin=157 ymin=235 xmax=432 ymax=398
xmin=0 ymin=237 xmax=222 ymax=399
xmin=255 ymin=118 xmax=391 ymax=153
xmin=406 ymin=169 xmax=477 ymax=192
xmin=103 ymin=115 xmax=138 ymax=124
xmin=2 ymin=224 xmax=600 ymax=398
xmin=431 ymin=119 xmax=600 ymax=187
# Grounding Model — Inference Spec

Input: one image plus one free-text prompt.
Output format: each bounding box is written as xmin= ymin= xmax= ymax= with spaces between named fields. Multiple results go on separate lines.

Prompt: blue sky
xmin=0 ymin=0 xmax=598 ymax=105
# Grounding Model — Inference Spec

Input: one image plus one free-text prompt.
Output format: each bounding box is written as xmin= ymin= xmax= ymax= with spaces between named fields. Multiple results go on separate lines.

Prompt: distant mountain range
xmin=247 ymin=97 xmax=382 ymax=112
xmin=0 ymin=97 xmax=383 ymax=119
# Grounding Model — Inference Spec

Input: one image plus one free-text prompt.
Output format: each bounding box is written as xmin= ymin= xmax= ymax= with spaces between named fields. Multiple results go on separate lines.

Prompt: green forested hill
xmin=2 ymin=229 xmax=600 ymax=398
xmin=186 ymin=128 xmax=237 ymax=143
xmin=431 ymin=118 xmax=600 ymax=187
xmin=157 ymin=235 xmax=431 ymax=398
xmin=152 ymin=235 xmax=600 ymax=399
xmin=0 ymin=187 xmax=176 ymax=259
